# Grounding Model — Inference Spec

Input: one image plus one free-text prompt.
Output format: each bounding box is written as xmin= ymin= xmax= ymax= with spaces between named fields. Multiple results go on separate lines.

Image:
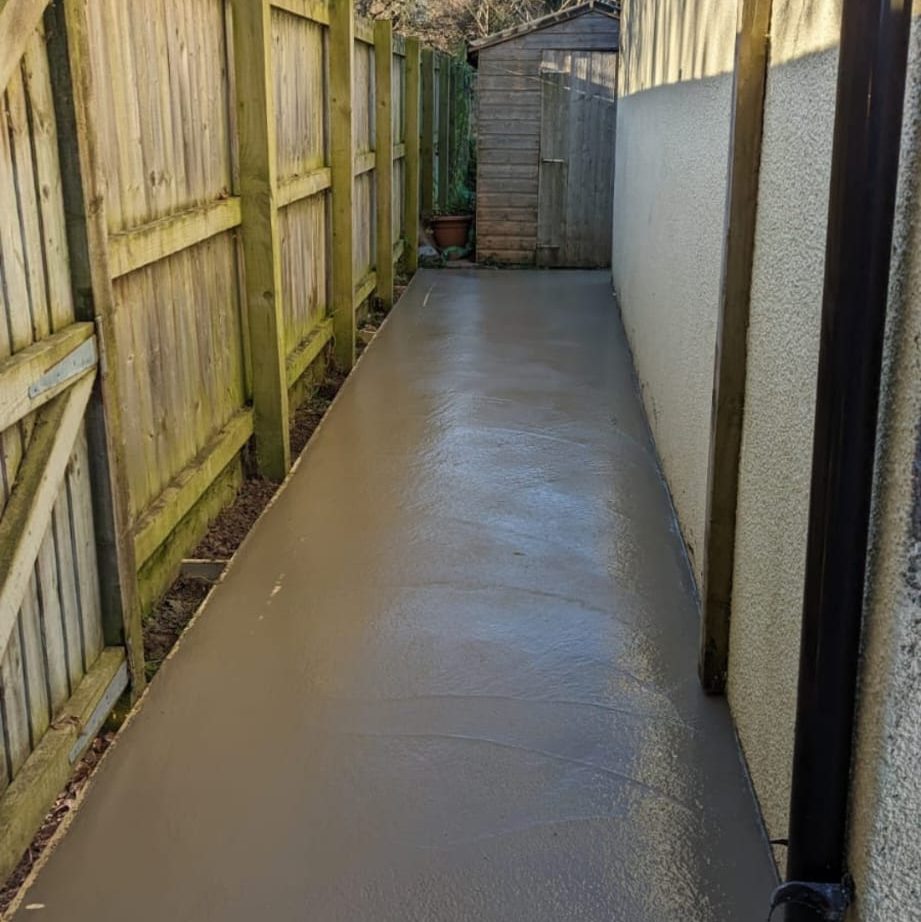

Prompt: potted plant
xmin=431 ymin=188 xmax=474 ymax=250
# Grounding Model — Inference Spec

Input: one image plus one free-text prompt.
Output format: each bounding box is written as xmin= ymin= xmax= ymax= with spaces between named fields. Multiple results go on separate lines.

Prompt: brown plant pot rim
xmin=431 ymin=214 xmax=473 ymax=224
xmin=432 ymin=214 xmax=473 ymax=250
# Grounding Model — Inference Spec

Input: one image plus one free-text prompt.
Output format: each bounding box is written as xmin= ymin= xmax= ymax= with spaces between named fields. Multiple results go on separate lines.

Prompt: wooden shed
xmin=469 ymin=1 xmax=620 ymax=267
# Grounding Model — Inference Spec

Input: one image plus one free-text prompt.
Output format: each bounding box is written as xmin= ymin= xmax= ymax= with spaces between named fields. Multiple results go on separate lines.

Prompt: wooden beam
xmin=354 ymin=17 xmax=374 ymax=45
xmin=437 ymin=54 xmax=451 ymax=210
xmin=0 ymin=322 xmax=94 ymax=432
xmin=132 ymin=409 xmax=254 ymax=567
xmin=374 ymin=19 xmax=394 ymax=310
xmin=230 ymin=0 xmax=290 ymax=480
xmin=269 ymin=0 xmax=329 ymax=25
xmin=354 ymin=149 xmax=376 ymax=176
xmin=0 ymin=0 xmax=48 ymax=96
xmin=354 ymin=270 xmax=377 ymax=310
xmin=46 ymin=0 xmax=145 ymax=695
xmin=404 ymin=38 xmax=421 ymax=272
xmin=699 ymin=0 xmax=774 ymax=694
xmin=108 ymin=197 xmax=242 ymax=278
xmin=286 ymin=317 xmax=333 ymax=389
xmin=420 ymin=48 xmax=435 ymax=217
xmin=277 ymin=166 xmax=332 ymax=208
xmin=0 ymin=374 xmax=94 ymax=664
xmin=0 ymin=648 xmax=126 ymax=884
xmin=329 ymin=0 xmax=355 ymax=370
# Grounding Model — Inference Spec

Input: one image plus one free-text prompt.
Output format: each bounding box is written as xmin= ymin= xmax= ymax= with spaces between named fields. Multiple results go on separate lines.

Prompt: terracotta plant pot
xmin=432 ymin=214 xmax=472 ymax=250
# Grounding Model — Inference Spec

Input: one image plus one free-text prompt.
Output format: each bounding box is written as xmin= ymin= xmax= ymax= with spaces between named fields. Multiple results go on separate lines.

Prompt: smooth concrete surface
xmin=13 ymin=270 xmax=775 ymax=921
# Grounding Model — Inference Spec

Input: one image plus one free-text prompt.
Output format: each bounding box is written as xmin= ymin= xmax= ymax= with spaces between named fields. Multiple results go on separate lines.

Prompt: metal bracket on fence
xmin=28 ymin=337 xmax=98 ymax=399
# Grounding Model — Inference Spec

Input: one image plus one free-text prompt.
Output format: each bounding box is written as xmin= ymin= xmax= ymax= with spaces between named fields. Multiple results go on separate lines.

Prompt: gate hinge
xmin=768 ymin=877 xmax=853 ymax=920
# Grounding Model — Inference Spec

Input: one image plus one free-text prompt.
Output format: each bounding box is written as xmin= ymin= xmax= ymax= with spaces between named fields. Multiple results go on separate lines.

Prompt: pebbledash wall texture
xmin=611 ymin=0 xmax=921 ymax=916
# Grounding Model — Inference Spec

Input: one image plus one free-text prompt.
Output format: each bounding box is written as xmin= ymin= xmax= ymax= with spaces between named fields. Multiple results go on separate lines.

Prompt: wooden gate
xmin=537 ymin=50 xmax=617 ymax=268
xmin=0 ymin=0 xmax=141 ymax=879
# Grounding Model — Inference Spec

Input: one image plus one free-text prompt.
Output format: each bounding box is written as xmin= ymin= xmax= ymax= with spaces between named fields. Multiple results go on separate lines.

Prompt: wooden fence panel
xmin=0 ymin=8 xmax=130 ymax=880
xmin=0 ymin=21 xmax=106 ymax=796
xmin=392 ymin=48 xmax=406 ymax=242
xmin=392 ymin=48 xmax=405 ymax=143
xmin=0 ymin=0 xmax=456 ymax=884
xmin=273 ymin=10 xmax=326 ymax=178
xmin=85 ymin=0 xmax=249 ymax=585
xmin=393 ymin=160 xmax=405 ymax=240
xmin=272 ymin=8 xmax=330 ymax=359
xmin=353 ymin=34 xmax=375 ymax=287
xmin=111 ymin=237 xmax=247 ymax=521
xmin=86 ymin=0 xmax=234 ymax=234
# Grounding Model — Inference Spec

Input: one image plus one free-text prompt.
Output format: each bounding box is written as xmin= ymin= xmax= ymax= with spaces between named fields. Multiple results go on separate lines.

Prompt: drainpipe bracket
xmin=768 ymin=877 xmax=853 ymax=920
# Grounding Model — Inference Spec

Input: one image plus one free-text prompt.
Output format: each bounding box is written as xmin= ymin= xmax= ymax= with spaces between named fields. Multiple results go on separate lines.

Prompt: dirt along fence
xmin=0 ymin=0 xmax=469 ymax=886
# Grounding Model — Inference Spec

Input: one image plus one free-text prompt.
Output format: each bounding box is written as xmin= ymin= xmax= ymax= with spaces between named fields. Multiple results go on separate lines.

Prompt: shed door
xmin=537 ymin=50 xmax=617 ymax=268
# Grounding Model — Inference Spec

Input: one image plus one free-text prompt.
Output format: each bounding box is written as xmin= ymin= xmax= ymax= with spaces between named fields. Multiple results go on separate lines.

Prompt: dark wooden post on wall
xmin=699 ymin=0 xmax=774 ymax=692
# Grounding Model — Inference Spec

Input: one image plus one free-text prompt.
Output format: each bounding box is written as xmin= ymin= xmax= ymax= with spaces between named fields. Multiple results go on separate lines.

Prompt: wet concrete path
xmin=15 ymin=270 xmax=775 ymax=921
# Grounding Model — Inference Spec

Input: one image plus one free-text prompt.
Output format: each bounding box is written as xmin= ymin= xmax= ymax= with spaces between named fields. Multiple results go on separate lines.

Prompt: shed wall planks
xmin=474 ymin=10 xmax=619 ymax=265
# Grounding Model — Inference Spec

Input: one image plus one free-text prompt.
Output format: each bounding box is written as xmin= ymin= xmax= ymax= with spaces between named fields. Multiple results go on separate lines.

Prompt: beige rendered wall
xmin=611 ymin=0 xmax=736 ymax=583
xmin=614 ymin=0 xmax=921 ymax=908
xmin=729 ymin=9 xmax=921 ymax=911
xmin=847 ymin=14 xmax=921 ymax=920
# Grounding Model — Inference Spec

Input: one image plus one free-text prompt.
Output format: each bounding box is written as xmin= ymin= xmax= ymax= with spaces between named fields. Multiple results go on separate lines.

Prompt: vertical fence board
xmin=404 ymin=38 xmax=420 ymax=270
xmin=438 ymin=55 xmax=450 ymax=210
xmin=330 ymin=0 xmax=355 ymax=368
xmin=272 ymin=9 xmax=330 ymax=364
xmin=420 ymin=48 xmax=434 ymax=217
xmin=230 ymin=0 xmax=290 ymax=480
xmin=49 ymin=0 xmax=144 ymax=685
xmin=374 ymin=19 xmax=393 ymax=308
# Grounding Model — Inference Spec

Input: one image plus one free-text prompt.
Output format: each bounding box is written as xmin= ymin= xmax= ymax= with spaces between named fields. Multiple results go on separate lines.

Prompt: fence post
xmin=374 ymin=19 xmax=394 ymax=309
xmin=329 ymin=0 xmax=356 ymax=369
xmin=230 ymin=0 xmax=290 ymax=480
xmin=420 ymin=48 xmax=435 ymax=217
xmin=44 ymin=0 xmax=146 ymax=695
xmin=404 ymin=38 xmax=421 ymax=272
xmin=437 ymin=54 xmax=451 ymax=211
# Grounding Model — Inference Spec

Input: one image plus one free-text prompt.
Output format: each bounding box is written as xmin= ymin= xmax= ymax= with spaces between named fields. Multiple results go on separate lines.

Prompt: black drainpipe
xmin=769 ymin=0 xmax=913 ymax=920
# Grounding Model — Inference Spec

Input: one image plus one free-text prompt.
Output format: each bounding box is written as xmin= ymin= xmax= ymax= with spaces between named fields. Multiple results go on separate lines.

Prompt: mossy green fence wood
xmin=420 ymin=52 xmax=475 ymax=219
xmin=0 ymin=0 xmax=438 ymax=888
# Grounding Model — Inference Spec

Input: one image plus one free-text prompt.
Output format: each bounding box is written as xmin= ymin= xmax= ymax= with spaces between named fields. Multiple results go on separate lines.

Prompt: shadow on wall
xmin=619 ymin=0 xmax=836 ymax=97
xmin=613 ymin=1 xmax=921 ymax=918
xmin=611 ymin=0 xmax=837 ymax=857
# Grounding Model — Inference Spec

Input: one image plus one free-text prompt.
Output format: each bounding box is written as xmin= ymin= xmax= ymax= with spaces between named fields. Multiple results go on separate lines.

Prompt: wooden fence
xmin=0 ymin=0 xmax=461 ymax=885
